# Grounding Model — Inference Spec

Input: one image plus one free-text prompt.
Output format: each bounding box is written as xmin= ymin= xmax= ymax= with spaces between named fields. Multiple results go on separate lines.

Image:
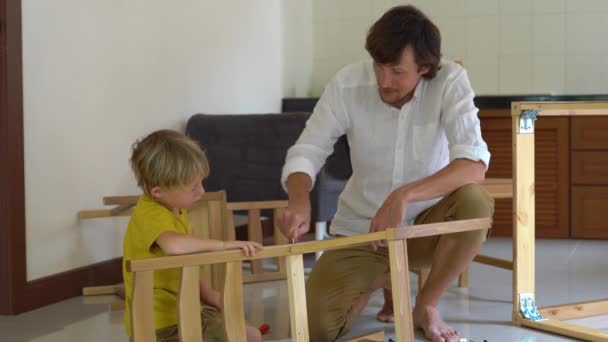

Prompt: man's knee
xmin=308 ymin=314 xmax=344 ymax=342
xmin=450 ymin=183 xmax=495 ymax=220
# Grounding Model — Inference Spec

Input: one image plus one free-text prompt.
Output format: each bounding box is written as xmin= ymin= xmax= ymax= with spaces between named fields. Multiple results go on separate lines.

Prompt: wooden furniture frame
xmin=78 ymin=191 xmax=288 ymax=310
xmin=512 ymin=101 xmax=608 ymax=341
xmin=126 ymin=217 xmax=491 ymax=342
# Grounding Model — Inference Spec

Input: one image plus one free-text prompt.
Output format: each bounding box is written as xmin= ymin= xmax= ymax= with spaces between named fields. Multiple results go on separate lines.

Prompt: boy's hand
xmin=223 ymin=240 xmax=263 ymax=257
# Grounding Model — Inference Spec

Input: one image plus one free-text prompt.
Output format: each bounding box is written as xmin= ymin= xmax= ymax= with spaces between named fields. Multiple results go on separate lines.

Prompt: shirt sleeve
xmin=440 ymin=68 xmax=491 ymax=169
xmin=134 ymin=204 xmax=181 ymax=254
xmin=281 ymin=76 xmax=351 ymax=190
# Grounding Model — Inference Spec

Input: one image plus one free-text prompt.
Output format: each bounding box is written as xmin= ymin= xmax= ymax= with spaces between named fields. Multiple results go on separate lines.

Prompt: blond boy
xmin=123 ymin=129 xmax=263 ymax=342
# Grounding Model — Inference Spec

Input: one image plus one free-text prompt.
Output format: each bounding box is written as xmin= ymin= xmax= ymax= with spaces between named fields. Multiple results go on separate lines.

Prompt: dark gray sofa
xmin=185 ymin=113 xmax=351 ymax=228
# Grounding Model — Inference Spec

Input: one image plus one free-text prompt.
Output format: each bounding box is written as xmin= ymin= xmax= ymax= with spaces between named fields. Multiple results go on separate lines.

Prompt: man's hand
xmin=277 ymin=202 xmax=311 ymax=242
xmin=370 ymin=188 xmax=409 ymax=250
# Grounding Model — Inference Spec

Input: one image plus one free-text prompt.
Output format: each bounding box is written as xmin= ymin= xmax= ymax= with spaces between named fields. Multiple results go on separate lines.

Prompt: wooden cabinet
xmin=480 ymin=110 xmax=570 ymax=238
xmin=570 ymin=117 xmax=608 ymax=238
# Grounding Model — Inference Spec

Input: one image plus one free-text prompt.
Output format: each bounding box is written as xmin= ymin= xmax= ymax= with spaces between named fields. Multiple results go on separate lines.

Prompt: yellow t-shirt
xmin=122 ymin=195 xmax=190 ymax=336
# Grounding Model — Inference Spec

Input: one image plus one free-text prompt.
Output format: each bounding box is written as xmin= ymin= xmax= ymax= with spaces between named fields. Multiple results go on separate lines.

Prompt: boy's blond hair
xmin=130 ymin=129 xmax=210 ymax=196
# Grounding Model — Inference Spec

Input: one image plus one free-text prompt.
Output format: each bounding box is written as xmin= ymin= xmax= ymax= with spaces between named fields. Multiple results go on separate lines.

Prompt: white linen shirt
xmin=281 ymin=59 xmax=491 ymax=236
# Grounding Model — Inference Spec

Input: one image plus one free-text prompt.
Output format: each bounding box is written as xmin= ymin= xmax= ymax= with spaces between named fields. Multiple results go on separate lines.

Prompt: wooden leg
xmin=286 ymin=254 xmax=309 ymax=342
xmin=178 ymin=266 xmax=203 ymax=342
xmin=388 ymin=240 xmax=414 ymax=342
xmin=130 ymin=271 xmax=155 ymax=342
xmin=222 ymin=261 xmax=246 ymax=341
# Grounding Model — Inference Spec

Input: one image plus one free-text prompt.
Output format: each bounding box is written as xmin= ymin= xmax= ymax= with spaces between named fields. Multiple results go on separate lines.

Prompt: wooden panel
xmin=285 ymin=254 xmax=309 ymax=342
xmin=572 ymin=117 xmax=608 ymax=149
xmin=178 ymin=266 xmax=203 ymax=342
xmin=571 ymin=187 xmax=608 ymax=238
xmin=480 ymin=117 xmax=569 ymax=238
xmin=388 ymin=240 xmax=414 ymax=342
xmin=571 ymin=152 xmax=608 ymax=184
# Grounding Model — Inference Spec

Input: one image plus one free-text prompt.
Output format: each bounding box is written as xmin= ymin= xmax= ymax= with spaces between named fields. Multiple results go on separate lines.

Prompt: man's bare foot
xmin=413 ymin=304 xmax=459 ymax=342
xmin=376 ymin=288 xmax=394 ymax=323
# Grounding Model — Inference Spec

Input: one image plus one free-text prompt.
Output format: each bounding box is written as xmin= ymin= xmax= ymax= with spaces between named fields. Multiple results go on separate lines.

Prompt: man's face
xmin=372 ymin=45 xmax=429 ymax=108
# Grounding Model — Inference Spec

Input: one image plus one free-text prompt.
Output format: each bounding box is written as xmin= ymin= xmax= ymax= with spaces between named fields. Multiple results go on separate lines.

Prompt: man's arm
xmin=277 ymin=172 xmax=312 ymax=241
xmin=370 ymin=158 xmax=486 ymax=249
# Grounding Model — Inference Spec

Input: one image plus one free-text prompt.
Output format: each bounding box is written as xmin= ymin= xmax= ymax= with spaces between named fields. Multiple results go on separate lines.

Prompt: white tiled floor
xmin=1 ymin=238 xmax=607 ymax=341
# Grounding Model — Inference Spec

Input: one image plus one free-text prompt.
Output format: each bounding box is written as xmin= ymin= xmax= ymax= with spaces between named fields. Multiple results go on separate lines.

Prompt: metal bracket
xmin=519 ymin=110 xmax=539 ymax=134
xmin=519 ymin=293 xmax=547 ymax=321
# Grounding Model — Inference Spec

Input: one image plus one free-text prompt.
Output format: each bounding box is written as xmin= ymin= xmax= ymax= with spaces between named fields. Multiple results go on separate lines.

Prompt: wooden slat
xmin=103 ymin=195 xmax=140 ymax=206
xmin=520 ymin=318 xmax=608 ymax=341
xmin=226 ymin=200 xmax=289 ymax=211
xmin=208 ymin=196 xmax=226 ymax=290
xmin=188 ymin=197 xmax=214 ymax=290
xmin=343 ymin=330 xmax=385 ymax=342
xmin=286 ymin=254 xmax=309 ymax=342
xmin=388 ymin=240 xmax=414 ymax=342
xmin=78 ymin=209 xmax=133 ymax=219
xmin=130 ymin=271 xmax=155 ymax=342
xmin=178 ymin=266 xmax=203 ymax=342
xmin=389 ymin=218 xmax=491 ymax=240
xmin=224 ymin=208 xmax=236 ymax=241
xmin=222 ymin=261 xmax=246 ymax=341
xmin=247 ymin=209 xmax=264 ymax=275
xmin=109 ymin=203 xmax=136 ymax=215
xmin=540 ymin=299 xmax=608 ymax=320
xmin=473 ymin=255 xmax=513 ymax=270
xmin=513 ymin=113 xmax=536 ymax=319
xmin=128 ymin=219 xmax=491 ymax=273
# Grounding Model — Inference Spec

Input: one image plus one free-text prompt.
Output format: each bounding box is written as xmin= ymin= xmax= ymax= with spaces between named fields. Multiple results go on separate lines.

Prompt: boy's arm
xmin=199 ymin=279 xmax=222 ymax=309
xmin=155 ymin=231 xmax=262 ymax=256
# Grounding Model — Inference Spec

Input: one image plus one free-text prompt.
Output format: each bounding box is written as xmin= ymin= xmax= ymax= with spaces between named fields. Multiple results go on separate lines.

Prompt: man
xmin=278 ymin=5 xmax=494 ymax=342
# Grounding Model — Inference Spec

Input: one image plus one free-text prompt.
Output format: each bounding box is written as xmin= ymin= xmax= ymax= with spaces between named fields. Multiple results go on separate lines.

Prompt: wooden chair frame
xmin=512 ymin=101 xmax=608 ymax=341
xmin=127 ymin=217 xmax=491 ymax=342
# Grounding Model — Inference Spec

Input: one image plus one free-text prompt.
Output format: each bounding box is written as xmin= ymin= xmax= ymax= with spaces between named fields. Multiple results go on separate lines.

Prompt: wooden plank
xmin=473 ymin=255 xmax=513 ymax=270
xmin=129 ymin=219 xmax=488 ymax=273
xmin=109 ymin=203 xmax=136 ymax=215
xmin=512 ymin=112 xmax=536 ymax=320
xmin=247 ymin=209 xmax=264 ymax=275
xmin=520 ymin=318 xmax=608 ymax=341
xmin=226 ymin=200 xmax=288 ymax=211
xmin=78 ymin=209 xmax=132 ymax=219
xmin=389 ymin=218 xmax=491 ymax=240
xmin=82 ymin=283 xmax=123 ymax=296
xmin=388 ymin=240 xmax=414 ymax=342
xmin=481 ymin=178 xmax=513 ymax=199
xmin=222 ymin=261 xmax=246 ymax=341
xmin=224 ymin=208 xmax=236 ymax=241
xmin=188 ymin=197 xmax=214 ymax=290
xmin=130 ymin=270 xmax=155 ymax=342
xmin=208 ymin=195 xmax=226 ymax=290
xmin=343 ymin=330 xmax=385 ymax=342
xmin=513 ymin=101 xmax=608 ymax=116
xmin=540 ymin=299 xmax=608 ymax=320
xmin=178 ymin=266 xmax=203 ymax=342
xmin=103 ymin=195 xmax=140 ymax=206
xmin=286 ymin=254 xmax=309 ymax=342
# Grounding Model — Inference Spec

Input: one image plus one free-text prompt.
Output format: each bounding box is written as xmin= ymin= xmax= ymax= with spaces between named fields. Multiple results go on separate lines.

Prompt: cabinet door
xmin=480 ymin=116 xmax=570 ymax=238
xmin=571 ymin=187 xmax=608 ymax=238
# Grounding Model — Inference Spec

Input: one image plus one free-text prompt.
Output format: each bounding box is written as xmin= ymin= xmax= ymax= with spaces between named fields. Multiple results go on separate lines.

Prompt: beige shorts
xmin=305 ymin=184 xmax=495 ymax=342
xmin=154 ymin=305 xmax=227 ymax=342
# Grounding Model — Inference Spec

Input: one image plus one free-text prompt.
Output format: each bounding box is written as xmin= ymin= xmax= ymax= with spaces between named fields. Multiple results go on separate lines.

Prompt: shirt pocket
xmin=412 ymin=122 xmax=439 ymax=162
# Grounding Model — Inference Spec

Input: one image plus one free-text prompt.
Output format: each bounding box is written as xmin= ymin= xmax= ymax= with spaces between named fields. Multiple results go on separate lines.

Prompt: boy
xmin=123 ymin=129 xmax=263 ymax=342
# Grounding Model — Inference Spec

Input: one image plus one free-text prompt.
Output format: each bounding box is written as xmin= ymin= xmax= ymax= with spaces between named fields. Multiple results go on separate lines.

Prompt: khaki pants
xmin=306 ymin=184 xmax=495 ymax=342
xmin=154 ymin=306 xmax=227 ymax=342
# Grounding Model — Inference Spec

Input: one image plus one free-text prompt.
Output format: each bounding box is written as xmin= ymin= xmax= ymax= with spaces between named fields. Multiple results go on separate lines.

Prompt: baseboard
xmin=12 ymin=257 xmax=122 ymax=314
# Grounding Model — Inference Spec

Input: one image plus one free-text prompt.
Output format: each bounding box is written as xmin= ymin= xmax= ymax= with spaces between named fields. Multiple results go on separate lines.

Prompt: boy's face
xmin=151 ymin=175 xmax=205 ymax=211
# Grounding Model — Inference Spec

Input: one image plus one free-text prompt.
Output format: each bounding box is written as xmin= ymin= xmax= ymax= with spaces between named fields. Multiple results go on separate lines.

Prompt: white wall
xmin=311 ymin=0 xmax=608 ymax=96
xmin=282 ymin=0 xmax=314 ymax=98
xmin=22 ymin=0 xmax=283 ymax=280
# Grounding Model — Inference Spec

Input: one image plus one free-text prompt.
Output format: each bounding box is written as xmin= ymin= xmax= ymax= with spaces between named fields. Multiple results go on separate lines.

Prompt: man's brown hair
xmin=365 ymin=5 xmax=442 ymax=79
